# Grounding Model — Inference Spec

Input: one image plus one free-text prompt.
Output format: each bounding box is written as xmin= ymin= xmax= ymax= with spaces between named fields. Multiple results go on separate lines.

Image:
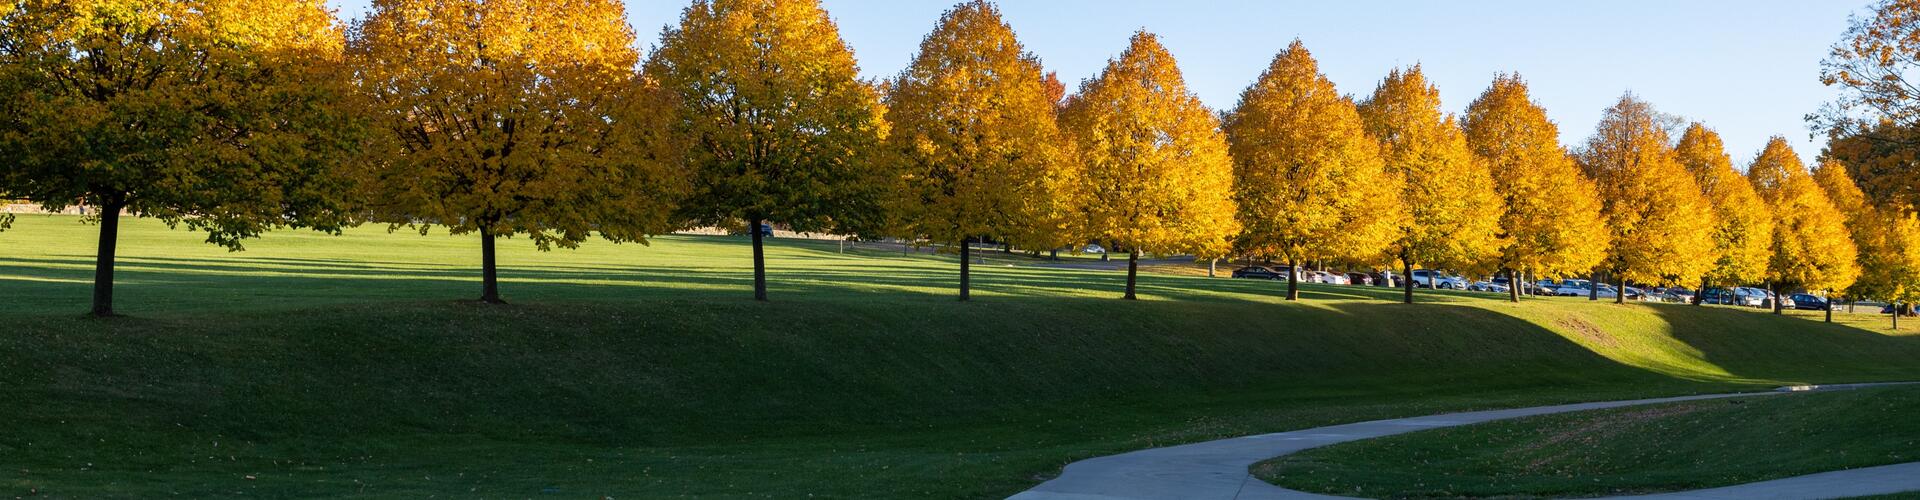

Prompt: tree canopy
xmin=350 ymin=0 xmax=683 ymax=304
xmin=0 ymin=0 xmax=363 ymax=315
xmin=1224 ymin=40 xmax=1399 ymax=300
xmin=1674 ymin=123 xmax=1774 ymax=290
xmin=884 ymin=0 xmax=1070 ymax=300
xmin=1576 ymin=94 xmax=1717 ymax=294
xmin=1060 ymin=31 xmax=1238 ymax=300
xmin=1460 ymin=74 xmax=1608 ymax=295
xmin=1358 ymin=65 xmax=1503 ymax=303
xmin=648 ymin=0 xmax=891 ymax=301
xmin=1747 ymin=138 xmax=1860 ymax=298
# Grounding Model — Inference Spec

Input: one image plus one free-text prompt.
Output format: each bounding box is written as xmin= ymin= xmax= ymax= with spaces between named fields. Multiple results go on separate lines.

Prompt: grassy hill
xmin=1256 ymin=383 xmax=1920 ymax=498
xmin=4 ymin=214 xmax=1920 ymax=498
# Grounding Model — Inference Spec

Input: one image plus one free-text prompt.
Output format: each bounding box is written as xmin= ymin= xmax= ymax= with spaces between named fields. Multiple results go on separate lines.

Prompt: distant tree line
xmin=1 ymin=0 xmax=1916 ymax=318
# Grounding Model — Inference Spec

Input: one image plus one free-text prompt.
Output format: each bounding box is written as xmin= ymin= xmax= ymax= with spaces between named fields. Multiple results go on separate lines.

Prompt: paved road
xmin=1009 ymin=383 xmax=1919 ymax=500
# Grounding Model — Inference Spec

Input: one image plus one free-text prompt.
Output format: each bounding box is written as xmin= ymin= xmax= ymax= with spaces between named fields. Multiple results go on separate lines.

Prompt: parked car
xmin=1790 ymin=293 xmax=1830 ymax=311
xmin=1374 ymin=271 xmax=1403 ymax=287
xmin=1659 ymin=287 xmax=1696 ymax=303
xmin=1344 ymin=272 xmax=1375 ymax=286
xmin=1468 ymin=281 xmax=1509 ymax=293
xmin=1410 ymin=269 xmax=1469 ymax=289
xmin=1083 ymin=243 xmax=1106 ymax=254
xmin=1320 ymin=271 xmax=1350 ymax=285
xmin=1231 ymin=266 xmax=1284 ymax=280
xmin=1705 ymin=287 xmax=1769 ymax=307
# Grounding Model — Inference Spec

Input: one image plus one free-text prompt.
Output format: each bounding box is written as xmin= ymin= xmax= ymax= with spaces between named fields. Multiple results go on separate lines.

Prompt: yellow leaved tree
xmin=648 ymin=0 xmax=891 ymax=302
xmin=1673 ymin=123 xmax=1773 ymax=299
xmin=350 ymin=0 xmax=683 ymax=305
xmin=1460 ymin=74 xmax=1608 ymax=302
xmin=1576 ymin=94 xmax=1717 ymax=302
xmin=1746 ymin=138 xmax=1860 ymax=313
xmin=1813 ymin=158 xmax=1920 ymax=319
xmin=0 ymin=0 xmax=362 ymax=316
xmin=1224 ymin=40 xmax=1400 ymax=300
xmin=1060 ymin=31 xmax=1238 ymax=300
xmin=1358 ymin=66 xmax=1504 ymax=304
xmin=885 ymin=0 xmax=1071 ymax=300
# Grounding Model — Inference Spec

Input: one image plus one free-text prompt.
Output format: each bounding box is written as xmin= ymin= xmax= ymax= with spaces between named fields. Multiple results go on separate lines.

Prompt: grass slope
xmin=1255 ymin=384 xmax=1920 ymax=499
xmin=3 ymin=214 xmax=1920 ymax=498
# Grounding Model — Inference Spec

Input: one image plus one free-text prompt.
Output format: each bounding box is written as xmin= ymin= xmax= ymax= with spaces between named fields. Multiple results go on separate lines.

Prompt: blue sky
xmin=327 ymin=0 xmax=1867 ymax=167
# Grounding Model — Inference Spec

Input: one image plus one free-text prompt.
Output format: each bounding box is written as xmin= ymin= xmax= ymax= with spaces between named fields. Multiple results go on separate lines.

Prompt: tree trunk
xmin=1286 ymin=258 xmax=1300 ymax=301
xmin=1770 ymin=281 xmax=1781 ymax=314
xmin=1896 ymin=302 xmax=1901 ymax=330
xmin=1050 ymin=249 xmax=1059 ymax=260
xmin=89 ymin=200 xmax=126 ymax=317
xmin=479 ymin=227 xmax=504 ymax=304
xmin=959 ymin=237 xmax=971 ymax=302
xmin=1002 ymin=241 xmax=1011 ymax=253
xmin=1402 ymin=260 xmax=1414 ymax=304
xmin=1825 ymin=289 xmax=1833 ymax=323
xmin=1123 ymin=249 xmax=1140 ymax=300
xmin=1508 ymin=268 xmax=1520 ymax=303
xmin=1614 ymin=274 xmax=1626 ymax=304
xmin=751 ymin=218 xmax=768 ymax=302
xmin=1695 ymin=277 xmax=1708 ymax=305
xmin=1207 ymin=258 xmax=1217 ymax=278
xmin=1589 ymin=270 xmax=1599 ymax=301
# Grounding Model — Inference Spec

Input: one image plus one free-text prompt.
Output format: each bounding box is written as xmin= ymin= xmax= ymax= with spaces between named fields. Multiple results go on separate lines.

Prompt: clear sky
xmin=326 ymin=0 xmax=1869 ymax=167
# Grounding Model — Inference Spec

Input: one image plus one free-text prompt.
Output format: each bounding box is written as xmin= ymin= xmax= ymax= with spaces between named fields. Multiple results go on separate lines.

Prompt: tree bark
xmin=1589 ymin=270 xmax=1599 ymax=301
xmin=959 ymin=237 xmax=971 ymax=302
xmin=1896 ymin=301 xmax=1901 ymax=330
xmin=479 ymin=227 xmax=504 ymax=304
xmin=1508 ymin=268 xmax=1520 ymax=302
xmin=1769 ymin=281 xmax=1781 ymax=314
xmin=1695 ymin=277 xmax=1708 ymax=305
xmin=1402 ymin=260 xmax=1414 ymax=304
xmin=1286 ymin=258 xmax=1300 ymax=301
xmin=1207 ymin=258 xmax=1216 ymax=278
xmin=1123 ymin=249 xmax=1140 ymax=300
xmin=751 ymin=218 xmax=768 ymax=302
xmin=1825 ymin=289 xmax=1833 ymax=323
xmin=89 ymin=199 xmax=126 ymax=317
xmin=1614 ymin=274 xmax=1626 ymax=304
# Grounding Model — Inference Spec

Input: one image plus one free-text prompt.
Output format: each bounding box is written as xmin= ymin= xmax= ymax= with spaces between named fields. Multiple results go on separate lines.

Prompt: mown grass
xmin=1255 ymin=384 xmax=1920 ymax=499
xmin=3 ymin=214 xmax=1920 ymax=498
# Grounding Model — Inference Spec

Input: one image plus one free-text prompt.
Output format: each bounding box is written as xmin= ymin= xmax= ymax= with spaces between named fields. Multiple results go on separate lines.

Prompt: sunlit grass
xmin=3 ymin=214 xmax=1919 ymax=497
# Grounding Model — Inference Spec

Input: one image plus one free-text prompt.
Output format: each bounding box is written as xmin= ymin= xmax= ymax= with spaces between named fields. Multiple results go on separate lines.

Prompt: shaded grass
xmin=4 ymin=215 xmax=1920 ymax=497
xmin=1255 ymin=384 xmax=1920 ymax=499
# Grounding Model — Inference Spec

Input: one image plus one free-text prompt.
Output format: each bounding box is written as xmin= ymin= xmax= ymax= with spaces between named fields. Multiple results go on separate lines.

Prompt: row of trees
xmin=3 ymin=0 xmax=1916 ymax=318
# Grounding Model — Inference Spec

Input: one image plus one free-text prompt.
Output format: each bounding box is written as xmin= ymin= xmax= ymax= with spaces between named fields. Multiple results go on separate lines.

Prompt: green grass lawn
xmin=4 ymin=214 xmax=1920 ymax=498
xmin=1255 ymin=384 xmax=1920 ymax=499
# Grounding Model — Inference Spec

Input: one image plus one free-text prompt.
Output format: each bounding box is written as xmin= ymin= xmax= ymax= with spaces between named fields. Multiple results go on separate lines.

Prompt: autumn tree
xmin=649 ymin=0 xmax=890 ymax=302
xmin=1224 ymin=40 xmax=1399 ymax=300
xmin=1812 ymin=158 xmax=1917 ymax=319
xmin=885 ymin=1 xmax=1068 ymax=300
xmin=1576 ymin=94 xmax=1716 ymax=303
xmin=1746 ymin=138 xmax=1860 ymax=313
xmin=1358 ymin=65 xmax=1503 ymax=304
xmin=1460 ymin=74 xmax=1608 ymax=302
xmin=0 ymin=0 xmax=362 ymax=316
xmin=1673 ymin=123 xmax=1773 ymax=301
xmin=350 ymin=0 xmax=681 ymax=305
xmin=1059 ymin=31 xmax=1238 ymax=300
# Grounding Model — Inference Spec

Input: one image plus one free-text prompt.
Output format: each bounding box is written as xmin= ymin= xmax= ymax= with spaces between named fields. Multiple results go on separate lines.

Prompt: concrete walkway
xmin=1010 ymin=383 xmax=1919 ymax=500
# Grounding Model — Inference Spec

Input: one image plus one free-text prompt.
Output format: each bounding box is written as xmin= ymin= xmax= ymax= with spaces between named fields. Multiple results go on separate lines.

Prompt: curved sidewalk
xmin=1009 ymin=384 xmax=1919 ymax=500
